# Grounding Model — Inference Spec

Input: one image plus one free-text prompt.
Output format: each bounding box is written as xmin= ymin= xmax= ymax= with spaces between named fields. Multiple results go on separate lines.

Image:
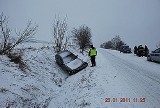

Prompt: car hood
xmin=66 ymin=58 xmax=83 ymax=70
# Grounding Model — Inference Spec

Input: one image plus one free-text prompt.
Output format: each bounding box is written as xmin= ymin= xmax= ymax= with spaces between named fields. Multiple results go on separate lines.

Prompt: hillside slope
xmin=0 ymin=47 xmax=65 ymax=107
xmin=1 ymin=47 xmax=160 ymax=108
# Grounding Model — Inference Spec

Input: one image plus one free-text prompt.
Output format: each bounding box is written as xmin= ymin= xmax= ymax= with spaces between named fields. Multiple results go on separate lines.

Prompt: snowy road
xmin=98 ymin=48 xmax=160 ymax=108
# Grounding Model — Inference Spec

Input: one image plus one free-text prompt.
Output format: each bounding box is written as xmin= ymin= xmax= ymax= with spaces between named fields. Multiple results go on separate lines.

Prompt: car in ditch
xmin=55 ymin=50 xmax=88 ymax=75
xmin=147 ymin=48 xmax=160 ymax=63
xmin=119 ymin=45 xmax=132 ymax=53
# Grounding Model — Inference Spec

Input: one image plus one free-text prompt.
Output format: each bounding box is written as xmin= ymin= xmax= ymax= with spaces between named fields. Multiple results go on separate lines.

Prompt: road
xmin=98 ymin=48 xmax=160 ymax=108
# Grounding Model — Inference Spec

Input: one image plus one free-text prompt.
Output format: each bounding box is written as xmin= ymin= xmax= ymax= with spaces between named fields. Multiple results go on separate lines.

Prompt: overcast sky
xmin=1 ymin=0 xmax=160 ymax=50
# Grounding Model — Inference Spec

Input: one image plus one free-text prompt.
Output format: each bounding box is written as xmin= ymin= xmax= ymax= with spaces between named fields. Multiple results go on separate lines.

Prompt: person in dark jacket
xmin=144 ymin=45 xmax=149 ymax=57
xmin=134 ymin=46 xmax=138 ymax=55
xmin=137 ymin=45 xmax=145 ymax=57
xmin=89 ymin=45 xmax=97 ymax=67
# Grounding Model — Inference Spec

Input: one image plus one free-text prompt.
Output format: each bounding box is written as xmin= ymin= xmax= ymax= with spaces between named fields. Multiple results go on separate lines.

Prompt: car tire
xmin=147 ymin=56 xmax=152 ymax=61
xmin=69 ymin=71 xmax=73 ymax=76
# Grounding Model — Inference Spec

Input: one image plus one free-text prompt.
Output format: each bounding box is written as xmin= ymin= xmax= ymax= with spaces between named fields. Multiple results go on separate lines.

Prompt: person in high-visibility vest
xmin=89 ymin=45 xmax=97 ymax=67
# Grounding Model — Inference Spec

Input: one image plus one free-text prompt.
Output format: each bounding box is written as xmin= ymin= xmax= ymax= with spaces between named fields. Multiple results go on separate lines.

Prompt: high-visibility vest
xmin=89 ymin=48 xmax=97 ymax=56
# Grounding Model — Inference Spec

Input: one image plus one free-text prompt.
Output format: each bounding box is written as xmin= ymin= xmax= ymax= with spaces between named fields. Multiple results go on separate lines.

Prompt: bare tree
xmin=52 ymin=16 xmax=69 ymax=53
xmin=0 ymin=13 xmax=38 ymax=55
xmin=111 ymin=35 xmax=125 ymax=50
xmin=0 ymin=12 xmax=10 ymax=54
xmin=0 ymin=13 xmax=38 ymax=72
xmin=72 ymin=25 xmax=92 ymax=53
xmin=156 ymin=41 xmax=160 ymax=48
xmin=100 ymin=35 xmax=125 ymax=50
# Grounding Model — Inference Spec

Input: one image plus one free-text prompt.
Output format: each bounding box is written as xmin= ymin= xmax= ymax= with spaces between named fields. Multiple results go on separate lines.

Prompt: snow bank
xmin=0 ymin=47 xmax=65 ymax=108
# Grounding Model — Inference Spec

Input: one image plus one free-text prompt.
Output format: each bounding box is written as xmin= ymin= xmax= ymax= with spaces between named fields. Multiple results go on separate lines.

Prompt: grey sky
xmin=1 ymin=0 xmax=160 ymax=50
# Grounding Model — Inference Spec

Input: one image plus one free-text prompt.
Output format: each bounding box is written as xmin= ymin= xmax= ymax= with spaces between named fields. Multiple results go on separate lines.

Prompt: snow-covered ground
xmin=0 ymin=47 xmax=160 ymax=108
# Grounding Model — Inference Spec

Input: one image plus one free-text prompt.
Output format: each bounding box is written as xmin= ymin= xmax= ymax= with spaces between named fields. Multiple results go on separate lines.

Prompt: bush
xmin=72 ymin=25 xmax=92 ymax=53
xmin=0 ymin=13 xmax=37 ymax=73
xmin=52 ymin=16 xmax=70 ymax=53
xmin=7 ymin=49 xmax=29 ymax=72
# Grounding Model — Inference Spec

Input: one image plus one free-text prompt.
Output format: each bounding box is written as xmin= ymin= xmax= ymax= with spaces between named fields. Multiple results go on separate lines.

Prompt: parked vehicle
xmin=119 ymin=45 xmax=132 ymax=53
xmin=55 ymin=50 xmax=88 ymax=75
xmin=134 ymin=45 xmax=149 ymax=57
xmin=137 ymin=45 xmax=146 ymax=57
xmin=147 ymin=48 xmax=160 ymax=63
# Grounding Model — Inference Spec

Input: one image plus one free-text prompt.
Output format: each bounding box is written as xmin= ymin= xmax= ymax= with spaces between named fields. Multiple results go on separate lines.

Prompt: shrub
xmin=7 ymin=49 xmax=29 ymax=72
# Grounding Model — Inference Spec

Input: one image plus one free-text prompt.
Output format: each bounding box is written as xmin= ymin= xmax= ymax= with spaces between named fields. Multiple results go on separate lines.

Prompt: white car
xmin=147 ymin=48 xmax=160 ymax=63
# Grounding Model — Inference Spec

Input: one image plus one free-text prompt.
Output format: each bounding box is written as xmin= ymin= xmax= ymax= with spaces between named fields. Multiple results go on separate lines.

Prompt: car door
xmin=151 ymin=48 xmax=160 ymax=62
xmin=155 ymin=49 xmax=160 ymax=62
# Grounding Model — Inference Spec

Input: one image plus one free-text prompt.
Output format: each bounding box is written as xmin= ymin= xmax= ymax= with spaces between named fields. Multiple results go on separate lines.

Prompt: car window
xmin=122 ymin=46 xmax=130 ymax=49
xmin=125 ymin=46 xmax=129 ymax=48
xmin=122 ymin=46 xmax=129 ymax=48
xmin=153 ymin=48 xmax=160 ymax=53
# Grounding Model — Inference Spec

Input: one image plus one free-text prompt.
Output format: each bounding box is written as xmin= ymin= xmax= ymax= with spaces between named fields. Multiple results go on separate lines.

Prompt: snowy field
xmin=0 ymin=47 xmax=160 ymax=108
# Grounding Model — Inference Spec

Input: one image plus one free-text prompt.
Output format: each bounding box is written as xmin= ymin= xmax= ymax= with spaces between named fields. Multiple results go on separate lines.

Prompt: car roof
xmin=66 ymin=58 xmax=83 ymax=70
xmin=153 ymin=48 xmax=160 ymax=52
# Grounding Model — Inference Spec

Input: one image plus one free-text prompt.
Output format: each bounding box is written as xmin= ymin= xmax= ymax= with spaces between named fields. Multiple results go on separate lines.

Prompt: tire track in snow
xmin=98 ymin=48 xmax=160 ymax=107
xmin=106 ymin=50 xmax=160 ymax=85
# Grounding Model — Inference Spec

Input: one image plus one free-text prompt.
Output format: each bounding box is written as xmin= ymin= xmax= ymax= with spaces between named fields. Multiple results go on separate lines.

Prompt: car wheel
xmin=147 ymin=56 xmax=152 ymax=61
xmin=69 ymin=71 xmax=73 ymax=76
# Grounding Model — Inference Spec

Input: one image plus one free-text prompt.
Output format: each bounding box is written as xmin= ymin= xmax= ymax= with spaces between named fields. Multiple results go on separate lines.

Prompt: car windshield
xmin=121 ymin=46 xmax=129 ymax=50
xmin=59 ymin=51 xmax=71 ymax=58
xmin=123 ymin=46 xmax=129 ymax=49
xmin=63 ymin=54 xmax=77 ymax=64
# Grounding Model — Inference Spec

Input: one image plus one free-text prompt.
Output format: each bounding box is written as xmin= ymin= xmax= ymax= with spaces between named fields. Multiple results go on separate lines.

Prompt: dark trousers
xmin=90 ymin=56 xmax=96 ymax=66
